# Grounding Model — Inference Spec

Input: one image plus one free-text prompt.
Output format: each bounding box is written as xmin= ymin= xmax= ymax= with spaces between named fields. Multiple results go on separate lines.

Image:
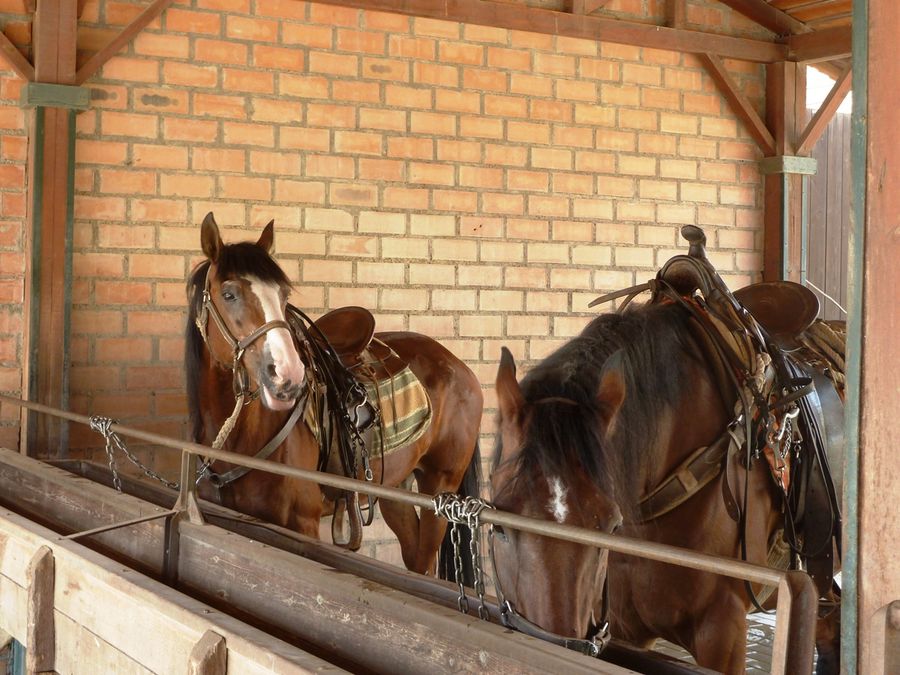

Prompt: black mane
xmin=493 ymin=302 xmax=701 ymax=520
xmin=184 ymin=241 xmax=293 ymax=443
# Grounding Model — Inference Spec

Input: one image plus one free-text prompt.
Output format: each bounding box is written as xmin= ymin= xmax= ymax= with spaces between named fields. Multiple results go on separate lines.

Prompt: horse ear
xmin=496 ymin=347 xmax=525 ymax=422
xmin=257 ymin=219 xmax=275 ymax=253
xmin=597 ymin=350 xmax=626 ymax=431
xmin=201 ymin=212 xmax=222 ymax=263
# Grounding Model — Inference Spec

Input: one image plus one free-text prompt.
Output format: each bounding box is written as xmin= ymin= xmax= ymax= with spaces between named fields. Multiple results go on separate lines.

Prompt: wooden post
xmin=762 ymin=62 xmax=807 ymax=281
xmin=20 ymin=1 xmax=80 ymax=457
xmin=25 ymin=546 xmax=55 ymax=674
xmin=188 ymin=631 xmax=227 ymax=675
xmin=853 ymin=1 xmax=900 ymax=673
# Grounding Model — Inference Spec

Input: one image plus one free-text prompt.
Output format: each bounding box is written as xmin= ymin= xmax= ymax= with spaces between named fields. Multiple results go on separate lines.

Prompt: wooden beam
xmin=796 ymin=66 xmax=851 ymax=155
xmin=569 ymin=0 xmax=613 ymax=14
xmin=0 ymin=27 xmax=34 ymax=81
xmin=75 ymin=0 xmax=175 ymax=85
xmin=787 ymin=25 xmax=853 ymax=63
xmin=715 ymin=0 xmax=809 ymax=36
xmin=665 ymin=0 xmax=687 ymax=28
xmin=188 ymin=631 xmax=227 ymax=675
xmin=699 ymin=53 xmax=776 ymax=156
xmin=307 ymin=0 xmax=787 ymax=62
xmin=26 ymin=546 xmax=55 ymax=674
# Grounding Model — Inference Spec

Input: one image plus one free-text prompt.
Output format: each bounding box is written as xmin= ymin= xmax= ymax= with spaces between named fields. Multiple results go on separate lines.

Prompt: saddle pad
xmin=305 ymin=354 xmax=432 ymax=461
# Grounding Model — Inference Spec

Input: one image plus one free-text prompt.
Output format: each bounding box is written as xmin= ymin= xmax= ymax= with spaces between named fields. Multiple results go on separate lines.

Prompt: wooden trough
xmin=1 ymin=447 xmax=665 ymax=674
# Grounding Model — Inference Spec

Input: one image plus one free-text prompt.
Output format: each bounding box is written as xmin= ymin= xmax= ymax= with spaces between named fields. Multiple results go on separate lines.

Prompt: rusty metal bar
xmin=0 ymin=393 xmax=813 ymax=673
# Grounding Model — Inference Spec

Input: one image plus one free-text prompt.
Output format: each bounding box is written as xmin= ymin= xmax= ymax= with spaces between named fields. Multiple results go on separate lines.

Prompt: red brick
xmin=99 ymin=169 xmax=156 ymax=195
xmin=507 ymin=121 xmax=550 ymax=144
xmin=95 ymin=226 xmax=154 ymax=250
xmin=533 ymin=53 xmax=575 ymax=77
xmin=553 ymin=173 xmax=594 ymax=195
xmin=74 ymin=196 xmax=126 ymax=220
xmin=279 ymin=74 xmax=329 ymax=99
xmin=160 ymin=173 xmax=215 ymax=198
xmin=309 ymin=52 xmax=358 ymax=76
xmin=131 ymin=199 xmax=187 ymax=223
xmin=133 ymin=33 xmax=189 ymax=59
xmin=163 ymin=118 xmax=218 ymax=143
xmin=463 ymin=68 xmax=507 ymax=92
xmin=226 ymin=15 xmax=278 ymax=42
xmin=101 ymin=112 xmax=159 ymax=139
xmin=410 ymin=111 xmax=456 ymax=136
xmin=510 ymin=73 xmax=553 ymax=97
xmin=389 ymin=35 xmax=435 ymax=60
xmin=279 ymin=127 xmax=330 ymax=152
xmin=251 ymin=98 xmax=302 ymax=123
xmin=223 ymin=68 xmax=274 ymax=94
xmin=95 ymin=281 xmax=152 ymax=305
xmin=250 ymin=150 xmax=301 ymax=175
xmin=556 ymin=80 xmax=598 ymax=102
xmin=459 ymin=116 xmax=503 ymax=139
xmin=273 ymin=179 xmax=326 ymax=204
xmin=99 ymin=57 xmax=159 ymax=83
xmin=163 ymin=62 xmax=217 ymax=88
xmin=359 ymin=108 xmax=407 ymax=132
xmin=433 ymin=190 xmax=478 ymax=213
xmin=195 ymin=38 xmax=248 ymax=65
xmin=482 ymin=193 xmax=524 ymax=215
xmin=165 ymin=9 xmax=221 ymax=34
xmin=580 ymin=58 xmax=620 ymax=81
xmin=305 ymin=155 xmax=354 ymax=179
xmin=223 ymin=122 xmax=274 ymax=147
xmin=329 ymin=184 xmax=377 ymax=206
xmin=253 ymin=45 xmax=305 ymax=71
xmin=436 ymin=139 xmax=480 ymax=163
xmin=487 ymin=46 xmax=530 ymax=71
xmin=527 ymin=196 xmax=569 ymax=218
xmin=382 ymin=187 xmax=429 ymax=210
xmin=218 ymin=175 xmax=272 ymax=201
xmin=484 ymin=144 xmax=527 ymax=167
xmin=387 ymin=137 xmax=433 ymax=160
xmin=409 ymin=162 xmax=454 ymax=186
xmin=459 ymin=166 xmax=502 ymax=189
xmin=334 ymin=131 xmax=382 ymax=155
xmin=413 ymin=17 xmax=460 ymax=40
xmin=332 ymin=80 xmax=381 ymax=103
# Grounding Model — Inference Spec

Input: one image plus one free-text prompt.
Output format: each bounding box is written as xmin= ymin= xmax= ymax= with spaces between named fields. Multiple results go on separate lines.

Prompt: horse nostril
xmin=267 ymin=363 xmax=277 ymax=379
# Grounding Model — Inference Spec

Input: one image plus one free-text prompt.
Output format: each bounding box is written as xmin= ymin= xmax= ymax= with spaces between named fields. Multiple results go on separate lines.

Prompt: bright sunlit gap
xmin=807 ymin=66 xmax=852 ymax=114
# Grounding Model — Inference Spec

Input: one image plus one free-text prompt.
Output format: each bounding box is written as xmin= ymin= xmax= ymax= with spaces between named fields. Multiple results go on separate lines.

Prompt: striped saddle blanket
xmin=305 ymin=343 xmax=432 ymax=462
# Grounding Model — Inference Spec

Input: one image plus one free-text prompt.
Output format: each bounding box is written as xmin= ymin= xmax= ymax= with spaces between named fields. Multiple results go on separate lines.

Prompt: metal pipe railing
xmin=0 ymin=393 xmax=811 ymax=672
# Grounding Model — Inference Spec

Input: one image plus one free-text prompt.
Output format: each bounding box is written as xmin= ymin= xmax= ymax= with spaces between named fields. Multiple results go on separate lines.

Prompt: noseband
xmin=195 ymin=267 xmax=294 ymax=400
xmin=487 ymin=524 xmax=611 ymax=658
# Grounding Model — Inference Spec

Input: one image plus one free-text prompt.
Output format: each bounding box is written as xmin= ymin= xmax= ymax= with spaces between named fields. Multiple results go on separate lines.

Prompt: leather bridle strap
xmin=488 ymin=526 xmax=610 ymax=658
xmin=203 ymin=387 xmax=309 ymax=489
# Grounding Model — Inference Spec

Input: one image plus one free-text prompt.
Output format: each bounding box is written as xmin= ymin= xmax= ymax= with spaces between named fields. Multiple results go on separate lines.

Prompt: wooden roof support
xmin=796 ymin=65 xmax=851 ymax=155
xmin=75 ymin=0 xmax=175 ymax=85
xmin=699 ymin=53 xmax=776 ymax=156
xmin=787 ymin=25 xmax=853 ymax=62
xmin=309 ymin=0 xmax=787 ymax=62
xmin=715 ymin=0 xmax=809 ymax=36
xmin=0 ymin=27 xmax=34 ymax=81
xmin=665 ymin=0 xmax=687 ymax=28
xmin=569 ymin=0 xmax=613 ymax=14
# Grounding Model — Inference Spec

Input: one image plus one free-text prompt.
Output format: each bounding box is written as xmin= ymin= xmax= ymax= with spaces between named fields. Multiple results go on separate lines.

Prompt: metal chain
xmin=89 ymin=416 xmax=179 ymax=491
xmin=433 ymin=492 xmax=493 ymax=620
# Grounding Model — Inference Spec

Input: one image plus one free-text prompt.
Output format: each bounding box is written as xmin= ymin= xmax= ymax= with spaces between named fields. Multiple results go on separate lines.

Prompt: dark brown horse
xmin=185 ymin=212 xmax=483 ymax=576
xmin=491 ymin=275 xmax=843 ymax=672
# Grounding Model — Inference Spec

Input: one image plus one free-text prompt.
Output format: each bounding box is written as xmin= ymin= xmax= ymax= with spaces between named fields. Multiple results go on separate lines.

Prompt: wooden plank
xmin=700 ymin=53 xmax=776 ymax=156
xmin=0 ymin=452 xmax=625 ymax=674
xmin=0 ymin=29 xmax=34 ymax=81
xmin=75 ymin=0 xmax=176 ymax=85
xmin=806 ymin=123 xmax=827 ymax=314
xmin=20 ymin=82 xmax=90 ymax=110
xmin=787 ymin=25 xmax=852 ymax=62
xmin=858 ymin=0 xmax=900 ymax=671
xmin=25 ymin=546 xmax=55 ymax=674
xmin=796 ymin=66 xmax=852 ymax=155
xmin=188 ymin=631 xmax=227 ymax=675
xmin=306 ymin=0 xmax=787 ymax=62
xmin=715 ymin=0 xmax=809 ymax=35
xmin=0 ymin=510 xmax=342 ymax=674
xmin=824 ymin=115 xmax=844 ymax=319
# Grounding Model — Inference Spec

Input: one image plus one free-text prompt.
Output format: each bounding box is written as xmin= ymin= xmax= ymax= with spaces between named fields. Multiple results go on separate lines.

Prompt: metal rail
xmin=0 ymin=394 xmax=813 ymax=673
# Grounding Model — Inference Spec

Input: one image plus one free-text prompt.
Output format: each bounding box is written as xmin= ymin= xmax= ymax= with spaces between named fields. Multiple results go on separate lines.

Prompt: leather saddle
xmin=734 ymin=281 xmax=819 ymax=349
xmin=312 ymin=305 xmax=405 ymax=380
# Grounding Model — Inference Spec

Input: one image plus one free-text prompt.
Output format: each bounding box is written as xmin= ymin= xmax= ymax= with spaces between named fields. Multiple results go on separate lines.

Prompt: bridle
xmin=194 ymin=265 xmax=308 ymax=487
xmin=195 ymin=265 xmax=296 ymax=401
xmin=487 ymin=524 xmax=611 ymax=658
xmin=488 ymin=392 xmax=612 ymax=658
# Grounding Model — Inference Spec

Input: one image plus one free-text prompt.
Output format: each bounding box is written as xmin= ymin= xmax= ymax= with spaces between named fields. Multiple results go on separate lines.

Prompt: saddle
xmin=312 ymin=306 xmax=405 ymax=379
xmin=734 ymin=281 xmax=819 ymax=349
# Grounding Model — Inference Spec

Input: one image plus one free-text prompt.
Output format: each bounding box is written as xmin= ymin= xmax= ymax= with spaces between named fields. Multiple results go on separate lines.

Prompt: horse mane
xmin=184 ymin=241 xmax=293 ymax=443
xmin=493 ymin=302 xmax=702 ymax=522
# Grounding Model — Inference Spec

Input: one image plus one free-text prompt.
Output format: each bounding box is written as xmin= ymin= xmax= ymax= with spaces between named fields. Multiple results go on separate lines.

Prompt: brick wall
xmin=2 ymin=0 xmax=768 ymax=564
xmin=0 ymin=64 xmax=26 ymax=450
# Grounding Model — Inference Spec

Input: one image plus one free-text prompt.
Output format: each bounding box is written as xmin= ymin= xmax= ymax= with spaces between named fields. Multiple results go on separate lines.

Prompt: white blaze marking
xmin=548 ymin=477 xmax=569 ymax=523
xmin=248 ymin=277 xmax=303 ymax=384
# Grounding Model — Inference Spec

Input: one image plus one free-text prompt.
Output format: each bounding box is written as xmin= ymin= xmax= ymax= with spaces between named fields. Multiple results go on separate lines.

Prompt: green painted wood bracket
xmin=759 ymin=155 xmax=818 ymax=175
xmin=20 ymin=82 xmax=90 ymax=111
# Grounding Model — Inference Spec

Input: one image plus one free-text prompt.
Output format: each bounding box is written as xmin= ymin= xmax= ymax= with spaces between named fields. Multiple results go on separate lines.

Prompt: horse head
xmin=491 ymin=345 xmax=625 ymax=653
xmin=194 ymin=212 xmax=306 ymax=411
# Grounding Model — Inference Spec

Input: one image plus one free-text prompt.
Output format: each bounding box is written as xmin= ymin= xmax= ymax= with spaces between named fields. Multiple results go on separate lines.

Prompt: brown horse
xmin=185 ymin=212 xmax=483 ymax=576
xmin=491 ymin=291 xmax=843 ymax=672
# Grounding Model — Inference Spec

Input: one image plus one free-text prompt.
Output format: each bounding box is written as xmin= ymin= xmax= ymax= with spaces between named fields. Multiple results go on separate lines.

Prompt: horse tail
xmin=438 ymin=440 xmax=483 ymax=587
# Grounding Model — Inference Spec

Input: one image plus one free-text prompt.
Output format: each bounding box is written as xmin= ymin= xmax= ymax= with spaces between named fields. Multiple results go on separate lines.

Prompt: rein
xmin=488 ymin=524 xmax=611 ymax=658
xmin=194 ymin=267 xmax=309 ymax=486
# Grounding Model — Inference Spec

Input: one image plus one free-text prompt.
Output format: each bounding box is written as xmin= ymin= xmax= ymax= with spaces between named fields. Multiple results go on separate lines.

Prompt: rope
xmin=211 ymin=393 xmax=244 ymax=450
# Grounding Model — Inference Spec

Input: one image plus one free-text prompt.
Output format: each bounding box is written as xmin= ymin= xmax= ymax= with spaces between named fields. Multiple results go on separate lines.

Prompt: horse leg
xmin=814 ymin=591 xmax=841 ymax=675
xmin=689 ymin=593 xmax=749 ymax=675
xmin=380 ymin=469 xmax=460 ymax=575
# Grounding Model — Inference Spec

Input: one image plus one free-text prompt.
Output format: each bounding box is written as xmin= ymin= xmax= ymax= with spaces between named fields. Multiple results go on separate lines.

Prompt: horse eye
xmin=493 ymin=525 xmax=508 ymax=542
xmin=222 ymin=290 xmax=236 ymax=302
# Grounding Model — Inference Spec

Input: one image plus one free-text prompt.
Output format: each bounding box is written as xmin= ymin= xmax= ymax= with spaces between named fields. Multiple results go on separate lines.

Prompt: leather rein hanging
xmin=194 ymin=266 xmax=309 ymax=488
